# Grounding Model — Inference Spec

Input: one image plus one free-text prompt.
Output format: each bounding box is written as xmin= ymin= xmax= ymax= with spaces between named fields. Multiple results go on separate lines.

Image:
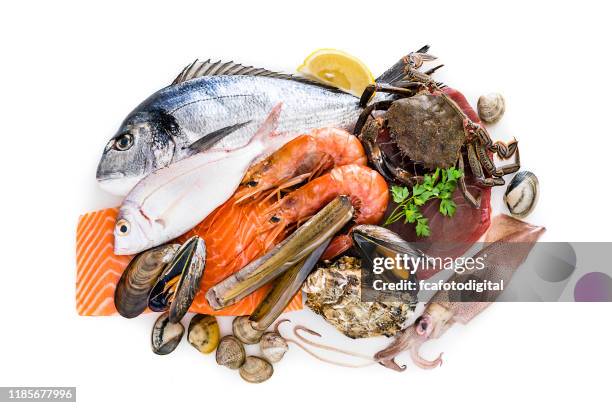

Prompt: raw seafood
xmin=357 ymin=86 xmax=519 ymax=207
xmin=114 ymin=105 xmax=285 ymax=255
xmin=304 ymin=256 xmax=413 ymax=338
xmin=75 ymin=207 xmax=303 ymax=316
xmin=206 ymin=196 xmax=354 ymax=310
xmin=375 ymin=215 xmax=546 ymax=370
xmin=114 ymin=243 xmax=179 ymax=318
xmin=504 ymin=171 xmax=539 ymax=218
xmin=205 ymin=164 xmax=389 ymax=310
xmin=96 ymin=50 xmax=429 ymax=195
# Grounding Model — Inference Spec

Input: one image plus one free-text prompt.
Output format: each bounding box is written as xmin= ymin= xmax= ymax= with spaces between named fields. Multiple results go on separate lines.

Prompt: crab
xmin=354 ymin=62 xmax=520 ymax=208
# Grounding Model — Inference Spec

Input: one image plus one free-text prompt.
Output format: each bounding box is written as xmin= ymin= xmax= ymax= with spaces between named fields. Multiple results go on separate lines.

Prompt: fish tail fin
xmin=375 ymin=45 xmax=437 ymax=85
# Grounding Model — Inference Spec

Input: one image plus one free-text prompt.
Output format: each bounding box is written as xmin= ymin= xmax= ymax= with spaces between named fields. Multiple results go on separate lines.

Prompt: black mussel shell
xmin=148 ymin=236 xmax=206 ymax=322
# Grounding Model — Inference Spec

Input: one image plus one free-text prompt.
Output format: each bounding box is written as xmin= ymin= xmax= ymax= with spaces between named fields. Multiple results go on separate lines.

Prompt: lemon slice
xmin=297 ymin=49 xmax=375 ymax=97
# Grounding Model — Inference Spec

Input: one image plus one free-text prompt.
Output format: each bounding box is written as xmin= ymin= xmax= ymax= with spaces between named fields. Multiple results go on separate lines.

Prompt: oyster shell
xmin=303 ymin=256 xmax=413 ymax=339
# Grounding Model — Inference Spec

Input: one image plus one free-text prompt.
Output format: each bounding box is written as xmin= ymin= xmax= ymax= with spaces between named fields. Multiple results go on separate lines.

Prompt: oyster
xmin=303 ymin=256 xmax=414 ymax=339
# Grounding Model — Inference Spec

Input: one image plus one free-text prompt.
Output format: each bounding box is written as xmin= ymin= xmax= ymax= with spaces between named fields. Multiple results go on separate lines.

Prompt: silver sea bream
xmin=96 ymin=61 xmax=362 ymax=195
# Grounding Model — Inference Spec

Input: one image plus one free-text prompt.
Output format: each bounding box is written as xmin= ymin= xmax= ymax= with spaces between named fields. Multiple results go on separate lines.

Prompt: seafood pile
xmin=76 ymin=45 xmax=544 ymax=382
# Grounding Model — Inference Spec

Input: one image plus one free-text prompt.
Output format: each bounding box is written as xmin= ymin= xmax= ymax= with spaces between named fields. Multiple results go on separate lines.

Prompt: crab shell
xmin=384 ymin=93 xmax=466 ymax=170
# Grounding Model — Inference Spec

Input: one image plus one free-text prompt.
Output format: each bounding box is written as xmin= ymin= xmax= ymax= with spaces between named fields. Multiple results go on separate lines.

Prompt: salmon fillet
xmin=76 ymin=205 xmax=302 ymax=316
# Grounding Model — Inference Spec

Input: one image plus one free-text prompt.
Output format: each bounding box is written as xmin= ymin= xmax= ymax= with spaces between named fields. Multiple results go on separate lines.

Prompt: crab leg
xmin=457 ymin=154 xmax=481 ymax=208
xmin=375 ymin=215 xmax=546 ymax=371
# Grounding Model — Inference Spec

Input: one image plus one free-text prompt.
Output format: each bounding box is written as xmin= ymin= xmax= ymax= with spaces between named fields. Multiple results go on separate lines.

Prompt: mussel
xmin=216 ymin=335 xmax=246 ymax=369
xmin=477 ymin=92 xmax=505 ymax=124
xmin=352 ymin=224 xmax=422 ymax=295
xmin=188 ymin=314 xmax=220 ymax=354
xmin=151 ymin=312 xmax=184 ymax=355
xmin=239 ymin=356 xmax=274 ymax=383
xmin=504 ymin=171 xmax=539 ymax=218
xmin=148 ymin=236 xmax=206 ymax=323
xmin=114 ymin=244 xmax=180 ymax=318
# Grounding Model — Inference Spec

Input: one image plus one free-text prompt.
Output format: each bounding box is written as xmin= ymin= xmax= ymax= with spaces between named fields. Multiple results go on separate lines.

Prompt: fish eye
xmin=116 ymin=219 xmax=130 ymax=236
xmin=114 ymin=133 xmax=134 ymax=151
xmin=247 ymin=180 xmax=258 ymax=187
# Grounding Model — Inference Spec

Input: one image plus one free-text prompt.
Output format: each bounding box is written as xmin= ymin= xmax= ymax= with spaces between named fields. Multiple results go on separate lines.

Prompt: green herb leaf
xmin=415 ymin=218 xmax=430 ymax=237
xmin=384 ymin=166 xmax=462 ymax=236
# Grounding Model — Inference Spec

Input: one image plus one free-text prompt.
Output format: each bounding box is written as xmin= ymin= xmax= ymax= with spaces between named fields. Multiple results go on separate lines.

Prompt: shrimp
xmin=262 ymin=164 xmax=389 ymax=259
xmin=236 ymin=128 xmax=367 ymax=202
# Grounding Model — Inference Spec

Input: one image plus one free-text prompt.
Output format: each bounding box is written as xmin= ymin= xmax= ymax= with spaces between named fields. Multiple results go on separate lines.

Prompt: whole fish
xmin=96 ymin=51 xmax=431 ymax=195
xmin=114 ymin=104 xmax=286 ymax=255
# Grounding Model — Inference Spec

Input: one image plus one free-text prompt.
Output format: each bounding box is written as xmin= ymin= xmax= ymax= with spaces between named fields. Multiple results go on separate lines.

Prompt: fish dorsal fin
xmin=171 ymin=59 xmax=346 ymax=92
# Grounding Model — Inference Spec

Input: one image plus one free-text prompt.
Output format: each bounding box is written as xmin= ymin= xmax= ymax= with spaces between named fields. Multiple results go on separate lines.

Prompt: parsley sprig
xmin=383 ymin=167 xmax=463 ymax=237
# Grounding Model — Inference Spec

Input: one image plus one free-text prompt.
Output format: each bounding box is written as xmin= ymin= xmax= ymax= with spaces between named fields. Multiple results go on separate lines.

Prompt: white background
xmin=1 ymin=1 xmax=611 ymax=407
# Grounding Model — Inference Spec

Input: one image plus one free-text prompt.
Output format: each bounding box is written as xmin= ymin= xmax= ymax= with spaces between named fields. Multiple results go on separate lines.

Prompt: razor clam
xmin=206 ymin=195 xmax=354 ymax=310
xmin=151 ymin=312 xmax=184 ymax=355
xmin=188 ymin=314 xmax=220 ymax=354
xmin=477 ymin=92 xmax=505 ymax=124
xmin=249 ymin=238 xmax=331 ymax=332
xmin=216 ymin=335 xmax=246 ymax=369
xmin=504 ymin=171 xmax=539 ymax=218
xmin=239 ymin=356 xmax=274 ymax=383
xmin=114 ymin=244 xmax=180 ymax=318
xmin=148 ymin=236 xmax=206 ymax=323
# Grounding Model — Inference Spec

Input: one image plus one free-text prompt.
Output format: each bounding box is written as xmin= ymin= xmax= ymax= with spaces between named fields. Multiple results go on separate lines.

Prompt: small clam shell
xmin=260 ymin=332 xmax=288 ymax=363
xmin=188 ymin=314 xmax=220 ymax=354
xmin=239 ymin=356 xmax=274 ymax=383
xmin=216 ymin=335 xmax=245 ymax=369
xmin=477 ymin=93 xmax=505 ymax=124
xmin=115 ymin=244 xmax=179 ymax=318
xmin=504 ymin=171 xmax=539 ymax=218
xmin=151 ymin=312 xmax=184 ymax=355
xmin=148 ymin=236 xmax=206 ymax=323
xmin=232 ymin=315 xmax=264 ymax=344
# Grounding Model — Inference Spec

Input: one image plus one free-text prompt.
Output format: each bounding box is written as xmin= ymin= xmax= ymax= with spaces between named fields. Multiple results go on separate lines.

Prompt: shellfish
xmin=148 ymin=236 xmax=206 ymax=323
xmin=260 ymin=331 xmax=288 ymax=363
xmin=303 ymin=256 xmax=414 ymax=339
xmin=188 ymin=314 xmax=220 ymax=354
xmin=151 ymin=312 xmax=184 ymax=355
xmin=114 ymin=244 xmax=180 ymax=318
xmin=239 ymin=356 xmax=274 ymax=383
xmin=504 ymin=171 xmax=539 ymax=218
xmin=232 ymin=315 xmax=264 ymax=345
xmin=216 ymin=335 xmax=246 ymax=369
xmin=477 ymin=92 xmax=505 ymax=124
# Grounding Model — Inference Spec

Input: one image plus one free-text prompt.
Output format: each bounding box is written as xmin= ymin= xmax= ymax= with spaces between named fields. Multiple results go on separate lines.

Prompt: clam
xmin=260 ymin=331 xmax=288 ymax=363
xmin=114 ymin=244 xmax=180 ymax=318
xmin=239 ymin=356 xmax=274 ymax=383
xmin=232 ymin=315 xmax=264 ymax=344
xmin=477 ymin=92 xmax=505 ymax=124
xmin=148 ymin=236 xmax=206 ymax=323
xmin=216 ymin=335 xmax=246 ymax=369
xmin=504 ymin=171 xmax=539 ymax=218
xmin=188 ymin=314 xmax=220 ymax=354
xmin=151 ymin=312 xmax=184 ymax=355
